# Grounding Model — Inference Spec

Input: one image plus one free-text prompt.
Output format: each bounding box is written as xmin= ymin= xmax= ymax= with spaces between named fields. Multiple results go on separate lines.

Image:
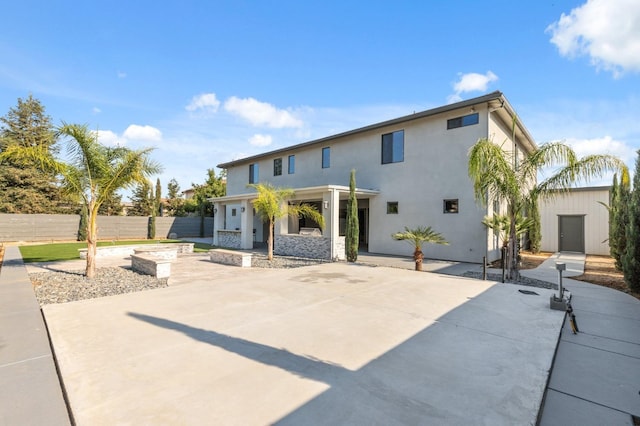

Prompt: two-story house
xmin=211 ymin=91 xmax=536 ymax=263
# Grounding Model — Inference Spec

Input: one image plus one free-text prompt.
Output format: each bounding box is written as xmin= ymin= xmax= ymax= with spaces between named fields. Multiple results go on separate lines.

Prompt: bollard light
xmin=555 ymin=262 xmax=566 ymax=300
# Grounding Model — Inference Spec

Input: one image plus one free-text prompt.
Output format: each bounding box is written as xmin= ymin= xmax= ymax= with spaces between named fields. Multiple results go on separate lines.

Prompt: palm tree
xmin=392 ymin=226 xmax=448 ymax=271
xmin=469 ymin=135 xmax=625 ymax=280
xmin=248 ymin=183 xmax=325 ymax=261
xmin=482 ymin=213 xmax=533 ymax=249
xmin=1 ymin=123 xmax=161 ymax=278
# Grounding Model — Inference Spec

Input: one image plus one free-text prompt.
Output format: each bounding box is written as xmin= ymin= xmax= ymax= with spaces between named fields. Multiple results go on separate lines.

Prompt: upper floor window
xmin=387 ymin=202 xmax=399 ymax=214
xmin=382 ymin=130 xmax=404 ymax=164
xmin=273 ymin=158 xmax=282 ymax=176
xmin=249 ymin=163 xmax=259 ymax=184
xmin=322 ymin=147 xmax=330 ymax=168
xmin=447 ymin=112 xmax=479 ymax=130
xmin=288 ymin=155 xmax=295 ymax=174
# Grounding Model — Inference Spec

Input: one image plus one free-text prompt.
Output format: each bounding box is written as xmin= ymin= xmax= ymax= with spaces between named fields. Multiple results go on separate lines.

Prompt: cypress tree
xmin=623 ymin=151 xmax=640 ymax=292
xmin=345 ymin=169 xmax=359 ymax=262
xmin=614 ymin=170 xmax=631 ymax=270
xmin=608 ymin=174 xmax=619 ymax=262
xmin=528 ymin=197 xmax=541 ymax=254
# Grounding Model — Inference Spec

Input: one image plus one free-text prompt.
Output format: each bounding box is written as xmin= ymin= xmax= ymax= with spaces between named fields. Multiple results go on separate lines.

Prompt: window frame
xmin=288 ymin=155 xmax=295 ymax=174
xmin=322 ymin=147 xmax=330 ymax=169
xmin=381 ymin=130 xmax=405 ymax=164
xmin=273 ymin=158 xmax=282 ymax=176
xmin=249 ymin=163 xmax=259 ymax=184
xmin=447 ymin=112 xmax=479 ymax=130
xmin=443 ymin=199 xmax=459 ymax=214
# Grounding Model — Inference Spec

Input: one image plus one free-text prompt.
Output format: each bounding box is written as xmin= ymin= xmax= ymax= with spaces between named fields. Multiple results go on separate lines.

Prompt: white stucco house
xmin=211 ymin=91 xmax=537 ymax=263
xmin=539 ymin=186 xmax=610 ymax=255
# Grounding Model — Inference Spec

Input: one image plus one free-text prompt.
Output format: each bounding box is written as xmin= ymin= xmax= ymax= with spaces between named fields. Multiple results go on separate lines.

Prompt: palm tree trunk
xmin=267 ymin=219 xmax=274 ymax=261
xmin=508 ymin=209 xmax=519 ymax=281
xmin=414 ymin=248 xmax=424 ymax=271
xmin=86 ymin=204 xmax=98 ymax=278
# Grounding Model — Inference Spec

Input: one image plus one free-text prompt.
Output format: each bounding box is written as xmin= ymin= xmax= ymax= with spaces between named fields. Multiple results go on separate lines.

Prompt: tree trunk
xmin=86 ymin=205 xmax=98 ymax=278
xmin=508 ymin=209 xmax=519 ymax=281
xmin=267 ymin=219 xmax=274 ymax=261
xmin=414 ymin=248 xmax=424 ymax=271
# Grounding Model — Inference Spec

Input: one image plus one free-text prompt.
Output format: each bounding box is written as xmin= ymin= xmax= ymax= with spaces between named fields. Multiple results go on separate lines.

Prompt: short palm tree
xmin=1 ymin=123 xmax=161 ymax=278
xmin=248 ymin=183 xmax=325 ymax=261
xmin=392 ymin=226 xmax=448 ymax=271
xmin=469 ymin=129 xmax=625 ymax=280
xmin=482 ymin=213 xmax=534 ymax=248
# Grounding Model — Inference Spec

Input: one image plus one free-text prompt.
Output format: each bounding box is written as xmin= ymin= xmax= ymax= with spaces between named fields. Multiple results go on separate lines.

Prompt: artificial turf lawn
xmin=19 ymin=240 xmax=214 ymax=263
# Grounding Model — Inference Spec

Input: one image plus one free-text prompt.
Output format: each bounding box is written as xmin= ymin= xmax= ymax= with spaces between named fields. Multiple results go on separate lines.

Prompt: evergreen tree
xmin=612 ymin=170 xmax=631 ymax=270
xmin=98 ymin=191 xmax=123 ymax=216
xmin=623 ymin=151 xmax=640 ymax=292
xmin=345 ymin=169 xmax=359 ymax=262
xmin=528 ymin=197 xmax=541 ymax=253
xmin=166 ymin=178 xmax=186 ymax=216
xmin=155 ymin=178 xmax=162 ymax=216
xmin=0 ymin=95 xmax=71 ymax=213
xmin=129 ymin=180 xmax=153 ymax=216
xmin=192 ymin=169 xmax=226 ymax=236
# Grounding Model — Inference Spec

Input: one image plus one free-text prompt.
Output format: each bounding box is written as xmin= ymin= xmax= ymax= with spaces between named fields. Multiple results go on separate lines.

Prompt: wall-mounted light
xmin=241 ymin=207 xmax=246 ymax=213
xmin=323 ymin=201 xmax=329 ymax=209
xmin=213 ymin=208 xmax=218 ymax=214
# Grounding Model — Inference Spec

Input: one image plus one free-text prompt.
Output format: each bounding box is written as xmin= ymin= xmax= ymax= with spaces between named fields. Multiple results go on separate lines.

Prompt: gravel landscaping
xmin=462 ymin=271 xmax=558 ymax=290
xmin=29 ymin=254 xmax=331 ymax=305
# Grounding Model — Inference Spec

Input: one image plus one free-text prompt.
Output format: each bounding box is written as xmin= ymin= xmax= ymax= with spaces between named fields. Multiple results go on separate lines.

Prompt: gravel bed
xmin=462 ymin=271 xmax=558 ymax=290
xmin=29 ymin=255 xmax=329 ymax=306
xmin=30 ymin=267 xmax=168 ymax=306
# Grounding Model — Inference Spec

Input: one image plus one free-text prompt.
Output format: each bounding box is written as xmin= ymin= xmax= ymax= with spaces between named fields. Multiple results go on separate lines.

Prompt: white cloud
xmin=186 ymin=93 xmax=221 ymax=112
xmin=248 ymin=134 xmax=273 ymax=147
xmin=563 ymin=135 xmax=637 ymax=163
xmin=547 ymin=0 xmax=640 ymax=76
xmin=224 ymin=96 xmax=303 ymax=128
xmin=448 ymin=71 xmax=498 ymax=103
xmin=122 ymin=124 xmax=162 ymax=142
xmin=94 ymin=130 xmax=125 ymax=146
xmin=92 ymin=107 xmax=101 ymax=114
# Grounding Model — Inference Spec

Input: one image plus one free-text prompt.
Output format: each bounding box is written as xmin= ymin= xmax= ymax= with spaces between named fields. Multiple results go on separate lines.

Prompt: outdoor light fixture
xmin=213 ymin=208 xmax=217 ymax=214
xmin=323 ymin=201 xmax=329 ymax=209
xmin=550 ymin=262 xmax=569 ymax=311
xmin=241 ymin=207 xmax=245 ymax=213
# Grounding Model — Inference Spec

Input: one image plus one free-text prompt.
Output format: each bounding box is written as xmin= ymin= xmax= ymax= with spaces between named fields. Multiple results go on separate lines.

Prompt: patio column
xmin=239 ymin=199 xmax=254 ymax=249
xmin=213 ymin=202 xmax=226 ymax=246
xmin=275 ymin=200 xmax=289 ymax=236
xmin=323 ymin=188 xmax=340 ymax=259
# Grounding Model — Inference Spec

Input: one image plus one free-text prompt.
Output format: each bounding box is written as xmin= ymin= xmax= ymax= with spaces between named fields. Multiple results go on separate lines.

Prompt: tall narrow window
xmin=288 ymin=155 xmax=295 ymax=174
xmin=249 ymin=163 xmax=259 ymax=184
xmin=322 ymin=147 xmax=330 ymax=168
xmin=273 ymin=158 xmax=282 ymax=176
xmin=381 ymin=130 xmax=404 ymax=164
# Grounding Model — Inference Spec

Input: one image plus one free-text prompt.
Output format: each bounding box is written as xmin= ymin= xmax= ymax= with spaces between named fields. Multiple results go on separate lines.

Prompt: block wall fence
xmin=0 ymin=214 xmax=213 ymax=242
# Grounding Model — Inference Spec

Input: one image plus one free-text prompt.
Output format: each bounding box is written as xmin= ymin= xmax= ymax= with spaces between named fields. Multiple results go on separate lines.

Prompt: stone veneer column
xmin=240 ymin=199 xmax=254 ymax=249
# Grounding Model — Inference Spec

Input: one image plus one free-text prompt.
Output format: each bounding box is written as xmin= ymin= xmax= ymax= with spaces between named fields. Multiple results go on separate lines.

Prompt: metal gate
xmin=558 ymin=215 xmax=585 ymax=253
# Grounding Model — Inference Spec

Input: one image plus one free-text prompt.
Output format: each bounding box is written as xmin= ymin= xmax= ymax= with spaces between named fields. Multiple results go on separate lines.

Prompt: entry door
xmin=558 ymin=215 xmax=585 ymax=253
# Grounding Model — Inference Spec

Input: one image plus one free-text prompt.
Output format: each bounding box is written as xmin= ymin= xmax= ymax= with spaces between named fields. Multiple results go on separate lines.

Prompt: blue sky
xmin=1 ymin=0 xmax=639 ymax=197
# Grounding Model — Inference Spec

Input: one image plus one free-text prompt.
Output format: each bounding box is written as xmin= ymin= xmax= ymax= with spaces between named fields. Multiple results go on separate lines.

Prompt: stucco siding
xmin=540 ymin=188 xmax=610 ymax=255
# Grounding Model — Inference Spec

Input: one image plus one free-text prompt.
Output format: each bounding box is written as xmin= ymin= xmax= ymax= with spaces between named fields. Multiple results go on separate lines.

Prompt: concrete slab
xmin=539 ymin=390 xmax=634 ymax=426
xmin=0 ymin=246 xmax=71 ymax=426
xmin=43 ymin=261 xmax=564 ymax=425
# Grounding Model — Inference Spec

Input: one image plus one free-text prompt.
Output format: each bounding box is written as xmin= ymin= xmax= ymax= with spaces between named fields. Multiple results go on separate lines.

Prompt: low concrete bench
xmin=209 ymin=248 xmax=252 ymax=267
xmin=133 ymin=246 xmax=178 ymax=260
xmin=131 ymin=254 xmax=173 ymax=279
xmin=79 ymin=242 xmax=194 ymax=259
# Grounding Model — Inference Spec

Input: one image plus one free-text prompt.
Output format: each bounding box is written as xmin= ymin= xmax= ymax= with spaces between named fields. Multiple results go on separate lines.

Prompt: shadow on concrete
xmin=127 ymin=283 xmax=558 ymax=424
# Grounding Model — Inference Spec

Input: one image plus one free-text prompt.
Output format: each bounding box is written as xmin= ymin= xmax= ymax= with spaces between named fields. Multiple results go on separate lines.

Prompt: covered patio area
xmin=210 ymin=185 xmax=379 ymax=260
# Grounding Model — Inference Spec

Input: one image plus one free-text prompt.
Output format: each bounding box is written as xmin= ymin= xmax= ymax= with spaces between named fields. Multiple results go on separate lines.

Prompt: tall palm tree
xmin=1 ymin=123 xmax=161 ymax=278
xmin=392 ymin=226 xmax=448 ymax=271
xmin=248 ymin=183 xmax=325 ymax=261
xmin=469 ymin=136 xmax=625 ymax=280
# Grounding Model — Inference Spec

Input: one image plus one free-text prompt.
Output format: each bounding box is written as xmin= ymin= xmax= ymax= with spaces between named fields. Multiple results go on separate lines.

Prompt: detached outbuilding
xmin=539 ymin=186 xmax=610 ymax=255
